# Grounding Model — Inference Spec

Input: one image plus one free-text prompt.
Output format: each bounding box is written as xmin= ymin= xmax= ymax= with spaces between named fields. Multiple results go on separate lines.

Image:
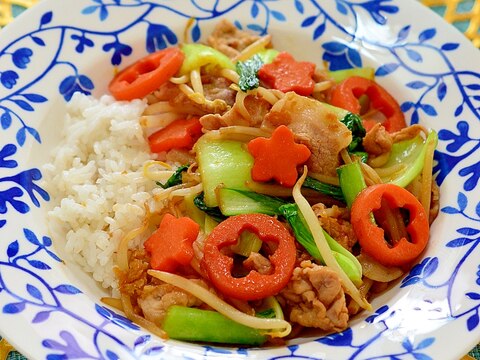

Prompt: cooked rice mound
xmin=43 ymin=93 xmax=155 ymax=289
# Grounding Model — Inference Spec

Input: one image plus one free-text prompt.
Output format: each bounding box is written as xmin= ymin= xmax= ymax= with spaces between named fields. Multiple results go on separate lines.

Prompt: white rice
xmin=43 ymin=92 xmax=157 ymax=290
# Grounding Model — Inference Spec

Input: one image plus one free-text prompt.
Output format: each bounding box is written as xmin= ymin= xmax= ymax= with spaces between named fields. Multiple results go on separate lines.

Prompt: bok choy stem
xmin=163 ymin=306 xmax=267 ymax=345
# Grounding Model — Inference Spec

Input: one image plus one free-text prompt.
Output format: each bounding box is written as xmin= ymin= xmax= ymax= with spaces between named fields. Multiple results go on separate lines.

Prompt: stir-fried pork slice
xmin=392 ymin=124 xmax=425 ymax=143
xmin=312 ymin=203 xmax=357 ymax=251
xmin=150 ymin=78 xmax=232 ymax=117
xmin=207 ymin=19 xmax=261 ymax=58
xmin=364 ymin=123 xmax=426 ymax=156
xmin=363 ymin=123 xmax=393 ymax=156
xmin=137 ymin=280 xmax=206 ymax=325
xmin=200 ymin=94 xmax=271 ymax=130
xmin=118 ymin=249 xmax=150 ymax=297
xmin=203 ymin=76 xmax=237 ymax=105
xmin=243 ymin=252 xmax=273 ymax=275
xmin=262 ymin=92 xmax=352 ymax=176
xmin=279 ymin=260 xmax=348 ymax=332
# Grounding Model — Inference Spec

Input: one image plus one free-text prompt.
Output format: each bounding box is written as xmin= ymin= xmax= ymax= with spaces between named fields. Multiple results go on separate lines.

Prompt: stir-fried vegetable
xmin=351 ymin=183 xmax=430 ymax=267
xmin=329 ymin=76 xmax=407 ymax=132
xmin=217 ymin=187 xmax=286 ymax=216
xmin=148 ymin=117 xmax=202 ymax=154
xmin=292 ymin=168 xmax=371 ymax=310
xmin=193 ymin=192 xmax=226 ymax=223
xmin=236 ymin=54 xmax=263 ymax=91
xmin=179 ymin=43 xmax=235 ymax=75
xmin=144 ymin=213 xmax=200 ymax=271
xmin=157 ymin=164 xmax=189 ymax=189
xmin=109 ymin=47 xmax=184 ymax=101
xmin=301 ymin=176 xmax=345 ymax=202
xmin=258 ymin=52 xmax=316 ymax=95
xmin=103 ymin=21 xmax=440 ymax=345
xmin=337 ymin=161 xmax=367 ymax=208
xmin=340 ymin=112 xmax=366 ymax=153
xmin=202 ymin=213 xmax=296 ymax=301
xmin=379 ymin=130 xmax=438 ymax=187
xmin=256 ymin=48 xmax=279 ymax=64
xmin=230 ymin=230 xmax=263 ymax=257
xmin=248 ymin=125 xmax=311 ymax=187
xmin=149 ymin=270 xmax=292 ymax=338
xmin=195 ymin=137 xmax=255 ymax=207
xmin=163 ymin=306 xmax=267 ymax=345
xmin=328 ymin=67 xmax=375 ymax=83
xmin=184 ymin=192 xmax=206 ymax=228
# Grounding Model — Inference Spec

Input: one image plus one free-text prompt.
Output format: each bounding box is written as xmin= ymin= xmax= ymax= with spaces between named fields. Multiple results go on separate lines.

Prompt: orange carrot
xmin=148 ymin=117 xmax=202 ymax=153
xmin=247 ymin=125 xmax=311 ymax=187
xmin=144 ymin=213 xmax=200 ymax=272
xmin=257 ymin=52 xmax=316 ymax=96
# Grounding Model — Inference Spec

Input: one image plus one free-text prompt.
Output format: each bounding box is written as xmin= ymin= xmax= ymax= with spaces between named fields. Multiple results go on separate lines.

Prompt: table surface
xmin=0 ymin=0 xmax=479 ymax=359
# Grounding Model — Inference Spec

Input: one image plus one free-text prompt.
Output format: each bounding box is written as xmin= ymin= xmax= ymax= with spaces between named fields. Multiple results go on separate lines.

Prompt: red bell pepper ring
xmin=329 ymin=76 xmax=407 ymax=132
xmin=350 ymin=183 xmax=429 ymax=267
xmin=202 ymin=213 xmax=296 ymax=301
xmin=109 ymin=47 xmax=184 ymax=101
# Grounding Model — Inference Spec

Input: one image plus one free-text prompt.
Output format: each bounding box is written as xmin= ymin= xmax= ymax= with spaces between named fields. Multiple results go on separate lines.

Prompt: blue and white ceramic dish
xmin=0 ymin=0 xmax=479 ymax=359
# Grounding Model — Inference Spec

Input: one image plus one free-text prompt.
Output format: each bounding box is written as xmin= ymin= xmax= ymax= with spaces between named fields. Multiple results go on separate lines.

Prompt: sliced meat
xmin=279 ymin=260 xmax=348 ymax=332
xmin=243 ymin=252 xmax=273 ymax=275
xmin=363 ymin=123 xmax=393 ymax=156
xmin=392 ymin=124 xmax=425 ymax=143
xmin=207 ymin=19 xmax=261 ymax=58
xmin=200 ymin=94 xmax=271 ymax=130
xmin=312 ymin=203 xmax=357 ymax=251
xmin=429 ymin=179 xmax=440 ymax=225
xmin=262 ymin=92 xmax=352 ymax=176
xmin=118 ymin=249 xmax=150 ymax=297
xmin=137 ymin=281 xmax=205 ymax=325
xmin=150 ymin=80 xmax=231 ymax=117
xmin=203 ymin=76 xmax=236 ymax=106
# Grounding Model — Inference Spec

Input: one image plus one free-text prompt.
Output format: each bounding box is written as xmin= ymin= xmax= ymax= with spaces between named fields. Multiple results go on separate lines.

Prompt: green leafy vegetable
xmin=157 ymin=164 xmax=189 ymax=189
xmin=280 ymin=203 xmax=318 ymax=256
xmin=256 ymin=308 xmax=276 ymax=319
xmin=193 ymin=192 xmax=226 ymax=223
xmin=302 ymin=176 xmax=345 ymax=202
xmin=217 ymin=187 xmax=287 ymax=216
xmin=236 ymin=54 xmax=263 ymax=92
xmin=340 ymin=112 xmax=366 ymax=153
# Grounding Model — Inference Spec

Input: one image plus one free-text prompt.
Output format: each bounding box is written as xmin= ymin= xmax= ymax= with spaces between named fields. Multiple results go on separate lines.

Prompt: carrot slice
xmin=258 ymin=52 xmax=316 ymax=95
xmin=148 ymin=117 xmax=202 ymax=153
xmin=247 ymin=125 xmax=311 ymax=187
xmin=144 ymin=213 xmax=200 ymax=272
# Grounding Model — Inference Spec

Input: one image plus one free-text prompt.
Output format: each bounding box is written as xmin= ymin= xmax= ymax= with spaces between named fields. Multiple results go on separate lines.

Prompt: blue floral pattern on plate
xmin=0 ymin=1 xmax=479 ymax=359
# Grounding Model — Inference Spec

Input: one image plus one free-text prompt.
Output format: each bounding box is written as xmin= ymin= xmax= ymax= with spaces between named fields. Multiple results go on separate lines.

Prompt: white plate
xmin=1 ymin=0 xmax=479 ymax=359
